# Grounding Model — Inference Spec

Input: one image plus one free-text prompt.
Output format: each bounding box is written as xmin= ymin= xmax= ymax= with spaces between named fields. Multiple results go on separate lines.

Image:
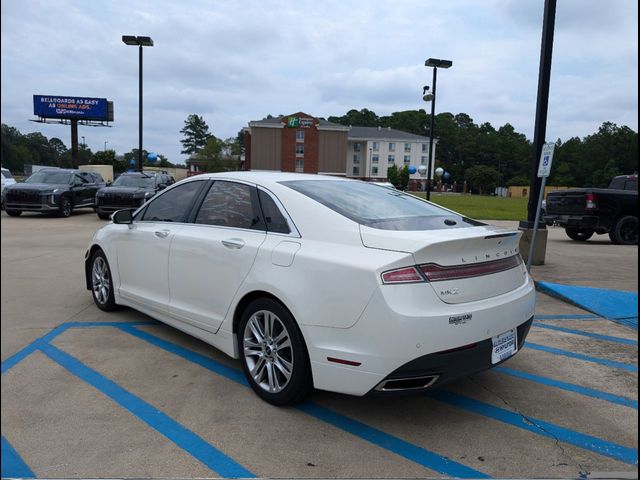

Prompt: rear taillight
xmin=585 ymin=193 xmax=598 ymax=210
xmin=381 ymin=266 xmax=424 ymax=284
xmin=419 ymin=256 xmax=522 ymax=282
xmin=382 ymin=255 xmax=523 ymax=284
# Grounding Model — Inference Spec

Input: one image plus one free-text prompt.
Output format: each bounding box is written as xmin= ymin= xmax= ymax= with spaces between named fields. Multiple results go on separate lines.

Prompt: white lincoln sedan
xmin=85 ymin=172 xmax=535 ymax=405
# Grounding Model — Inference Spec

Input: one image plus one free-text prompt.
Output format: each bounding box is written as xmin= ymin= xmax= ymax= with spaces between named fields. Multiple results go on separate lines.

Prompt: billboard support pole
xmin=138 ymin=45 xmax=143 ymax=173
xmin=71 ymin=119 xmax=79 ymax=168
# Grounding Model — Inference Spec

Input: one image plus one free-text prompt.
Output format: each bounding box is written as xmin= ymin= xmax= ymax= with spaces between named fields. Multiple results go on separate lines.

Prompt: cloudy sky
xmin=1 ymin=0 xmax=637 ymax=164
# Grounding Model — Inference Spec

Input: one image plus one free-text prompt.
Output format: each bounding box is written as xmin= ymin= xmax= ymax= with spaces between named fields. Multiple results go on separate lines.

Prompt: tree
xmin=180 ymin=114 xmax=212 ymax=155
xmin=398 ymin=165 xmax=410 ymax=190
xmin=91 ymin=150 xmax=116 ymax=166
xmin=387 ymin=164 xmax=399 ymax=187
xmin=465 ymin=165 xmax=501 ymax=195
xmin=199 ymin=137 xmax=238 ymax=172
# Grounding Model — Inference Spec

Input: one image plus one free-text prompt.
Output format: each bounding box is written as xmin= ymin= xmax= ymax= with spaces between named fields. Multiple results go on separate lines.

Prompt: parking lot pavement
xmin=2 ymin=211 xmax=638 ymax=478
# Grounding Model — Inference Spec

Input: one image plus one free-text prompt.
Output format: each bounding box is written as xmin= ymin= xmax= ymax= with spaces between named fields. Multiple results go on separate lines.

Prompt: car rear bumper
xmin=543 ymin=214 xmax=605 ymax=229
xmin=303 ymin=276 xmax=535 ymax=396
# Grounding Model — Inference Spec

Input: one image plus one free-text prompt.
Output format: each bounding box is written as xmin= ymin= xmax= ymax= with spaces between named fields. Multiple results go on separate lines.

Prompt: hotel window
xmin=389 ymin=142 xmax=395 ymax=152
xmin=372 ymin=166 xmax=379 ymax=175
xmin=353 ymin=166 xmax=360 ymax=176
xmin=404 ymin=155 xmax=411 ymax=164
xmin=372 ymin=141 xmax=379 ymax=151
xmin=372 ymin=154 xmax=379 ymax=164
xmin=296 ymin=130 xmax=305 ymax=142
xmin=353 ymin=143 xmax=361 ymax=152
xmin=295 ymin=159 xmax=304 ymax=172
xmin=404 ymin=143 xmax=411 ymax=152
xmin=421 ymin=156 xmax=428 ymax=165
xmin=296 ymin=144 xmax=304 ymax=156
xmin=422 ymin=143 xmax=428 ymax=153
xmin=353 ymin=154 xmax=360 ymax=164
xmin=388 ymin=154 xmax=395 ymax=163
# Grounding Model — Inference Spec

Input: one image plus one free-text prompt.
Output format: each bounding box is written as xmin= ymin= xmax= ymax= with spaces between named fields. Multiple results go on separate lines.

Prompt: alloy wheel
xmin=92 ymin=256 xmax=111 ymax=305
xmin=243 ymin=310 xmax=294 ymax=393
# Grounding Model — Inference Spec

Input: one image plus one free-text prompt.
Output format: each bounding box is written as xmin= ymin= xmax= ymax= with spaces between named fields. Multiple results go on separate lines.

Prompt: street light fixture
xmin=423 ymin=57 xmax=452 ymax=201
xmin=122 ymin=35 xmax=154 ymax=172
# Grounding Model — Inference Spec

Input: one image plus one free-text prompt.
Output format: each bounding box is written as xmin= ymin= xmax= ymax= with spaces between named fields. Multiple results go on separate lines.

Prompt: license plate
xmin=491 ymin=328 xmax=518 ymax=364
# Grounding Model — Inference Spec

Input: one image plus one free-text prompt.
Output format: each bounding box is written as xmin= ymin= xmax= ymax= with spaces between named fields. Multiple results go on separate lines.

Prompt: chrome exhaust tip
xmin=374 ymin=374 xmax=440 ymax=392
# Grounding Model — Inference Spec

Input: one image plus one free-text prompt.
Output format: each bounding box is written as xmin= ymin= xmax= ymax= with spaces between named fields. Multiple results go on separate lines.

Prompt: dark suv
xmin=95 ymin=172 xmax=173 ymax=219
xmin=4 ymin=168 xmax=104 ymax=217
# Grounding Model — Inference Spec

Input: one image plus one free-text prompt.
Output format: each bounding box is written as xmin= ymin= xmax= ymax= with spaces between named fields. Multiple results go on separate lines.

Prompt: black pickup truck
xmin=544 ymin=174 xmax=638 ymax=245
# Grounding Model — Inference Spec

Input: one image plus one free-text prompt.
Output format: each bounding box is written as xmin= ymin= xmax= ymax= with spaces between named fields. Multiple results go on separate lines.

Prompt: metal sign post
xmin=527 ymin=142 xmax=555 ymax=272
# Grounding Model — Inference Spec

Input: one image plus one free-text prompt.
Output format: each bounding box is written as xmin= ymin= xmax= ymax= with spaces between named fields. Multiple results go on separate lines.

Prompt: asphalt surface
xmin=1 ymin=210 xmax=637 ymax=479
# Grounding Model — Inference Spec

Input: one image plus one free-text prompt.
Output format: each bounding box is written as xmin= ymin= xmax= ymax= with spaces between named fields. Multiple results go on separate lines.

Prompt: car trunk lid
xmin=361 ymin=224 xmax=527 ymax=304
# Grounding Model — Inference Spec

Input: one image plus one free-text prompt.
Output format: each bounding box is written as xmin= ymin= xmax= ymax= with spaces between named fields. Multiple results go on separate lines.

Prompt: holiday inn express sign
xmin=287 ymin=116 xmax=314 ymax=128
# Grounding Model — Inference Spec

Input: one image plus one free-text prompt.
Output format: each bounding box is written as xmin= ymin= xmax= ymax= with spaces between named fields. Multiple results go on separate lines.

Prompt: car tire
xmin=565 ymin=227 xmax=594 ymax=241
xmin=609 ymin=216 xmax=638 ymax=245
xmin=238 ymin=298 xmax=313 ymax=405
xmin=97 ymin=212 xmax=111 ymax=220
xmin=58 ymin=196 xmax=73 ymax=217
xmin=90 ymin=250 xmax=118 ymax=311
xmin=5 ymin=209 xmax=22 ymax=217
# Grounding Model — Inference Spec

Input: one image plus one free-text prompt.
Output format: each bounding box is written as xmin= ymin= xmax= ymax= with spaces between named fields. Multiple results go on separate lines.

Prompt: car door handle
xmin=154 ymin=230 xmax=170 ymax=239
xmin=222 ymin=238 xmax=245 ymax=249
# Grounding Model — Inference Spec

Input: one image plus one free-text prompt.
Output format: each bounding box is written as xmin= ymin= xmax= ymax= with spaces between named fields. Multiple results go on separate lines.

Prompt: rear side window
xmin=625 ymin=179 xmax=637 ymax=191
xmin=195 ymin=181 xmax=263 ymax=230
xmin=141 ymin=181 xmax=203 ymax=222
xmin=609 ymin=177 xmax=625 ymax=189
xmin=258 ymin=190 xmax=291 ymax=234
xmin=282 ymin=180 xmax=483 ymax=231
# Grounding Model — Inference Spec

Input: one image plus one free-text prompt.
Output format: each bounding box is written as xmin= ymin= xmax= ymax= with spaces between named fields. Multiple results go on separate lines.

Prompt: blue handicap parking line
xmin=427 ymin=390 xmax=638 ymax=466
xmin=38 ymin=342 xmax=255 ymax=479
xmin=533 ymin=322 xmax=638 ymax=346
xmin=527 ymin=342 xmax=637 ymax=373
xmin=494 ymin=367 xmax=638 ymax=410
xmin=534 ymin=314 xmax=598 ymax=320
xmin=298 ymin=402 xmax=490 ymax=479
xmin=537 ymin=283 xmax=638 ymax=329
xmin=118 ymin=325 xmax=489 ymax=479
xmin=1 ymin=436 xmax=36 ymax=479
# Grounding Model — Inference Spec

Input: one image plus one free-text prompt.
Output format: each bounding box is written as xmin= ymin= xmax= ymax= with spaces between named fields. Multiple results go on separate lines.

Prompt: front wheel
xmin=609 ymin=216 xmax=638 ymax=245
xmin=90 ymin=250 xmax=117 ymax=311
xmin=565 ymin=227 xmax=594 ymax=241
xmin=5 ymin=209 xmax=22 ymax=217
xmin=58 ymin=196 xmax=73 ymax=217
xmin=97 ymin=212 xmax=111 ymax=220
xmin=238 ymin=298 xmax=313 ymax=405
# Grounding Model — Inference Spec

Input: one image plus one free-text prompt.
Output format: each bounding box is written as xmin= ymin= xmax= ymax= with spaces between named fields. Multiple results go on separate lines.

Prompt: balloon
xmin=435 ymin=167 xmax=444 ymax=177
xmin=443 ymin=171 xmax=451 ymax=179
xmin=129 ymin=158 xmax=136 ymax=166
xmin=417 ymin=165 xmax=428 ymax=176
xmin=408 ymin=165 xmax=417 ymax=174
xmin=147 ymin=152 xmax=158 ymax=163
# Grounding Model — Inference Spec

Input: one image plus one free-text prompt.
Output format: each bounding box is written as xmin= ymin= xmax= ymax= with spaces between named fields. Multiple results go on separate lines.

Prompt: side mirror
xmin=112 ymin=209 xmax=133 ymax=224
xmin=158 ymin=184 xmax=167 ymax=190
xmin=106 ymin=180 xmax=112 ymax=186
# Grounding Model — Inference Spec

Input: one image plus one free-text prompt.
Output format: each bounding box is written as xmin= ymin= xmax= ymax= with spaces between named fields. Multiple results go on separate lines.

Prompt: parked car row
xmin=2 ymin=168 xmax=174 ymax=219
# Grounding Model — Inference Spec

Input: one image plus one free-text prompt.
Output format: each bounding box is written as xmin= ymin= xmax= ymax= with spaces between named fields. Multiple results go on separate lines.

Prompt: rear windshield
xmin=281 ymin=180 xmax=483 ymax=231
xmin=25 ymin=171 xmax=72 ymax=184
xmin=112 ymin=175 xmax=155 ymax=188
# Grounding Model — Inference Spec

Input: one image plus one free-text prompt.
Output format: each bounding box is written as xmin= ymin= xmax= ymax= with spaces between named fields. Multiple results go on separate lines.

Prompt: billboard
xmin=33 ymin=95 xmax=109 ymax=121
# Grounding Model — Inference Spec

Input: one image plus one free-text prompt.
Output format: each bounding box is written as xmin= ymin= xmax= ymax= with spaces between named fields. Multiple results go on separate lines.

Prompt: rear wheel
xmin=58 ymin=196 xmax=73 ymax=217
xmin=97 ymin=212 xmax=111 ymax=220
xmin=5 ymin=209 xmax=22 ymax=217
xmin=609 ymin=216 xmax=638 ymax=245
xmin=565 ymin=227 xmax=594 ymax=241
xmin=90 ymin=250 xmax=117 ymax=311
xmin=238 ymin=298 xmax=313 ymax=405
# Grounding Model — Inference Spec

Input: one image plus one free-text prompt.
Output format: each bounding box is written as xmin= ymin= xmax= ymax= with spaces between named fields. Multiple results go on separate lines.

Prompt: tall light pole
xmin=423 ymin=58 xmax=452 ymax=201
xmin=122 ymin=35 xmax=154 ymax=172
xmin=81 ymin=136 xmax=85 ymax=148
xmin=104 ymin=140 xmax=108 ymax=152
